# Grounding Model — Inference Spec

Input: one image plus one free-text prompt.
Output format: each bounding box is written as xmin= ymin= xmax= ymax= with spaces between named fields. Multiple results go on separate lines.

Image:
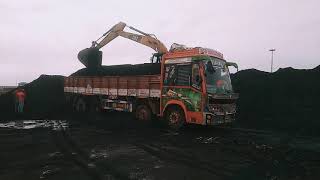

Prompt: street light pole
xmin=269 ymin=49 xmax=276 ymax=73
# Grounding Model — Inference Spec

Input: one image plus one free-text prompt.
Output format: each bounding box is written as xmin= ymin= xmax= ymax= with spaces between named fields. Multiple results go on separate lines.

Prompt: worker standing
xmin=14 ymin=88 xmax=26 ymax=113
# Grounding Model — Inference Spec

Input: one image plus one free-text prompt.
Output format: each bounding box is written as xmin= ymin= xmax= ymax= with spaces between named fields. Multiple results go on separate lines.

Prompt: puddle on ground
xmin=0 ymin=120 xmax=68 ymax=130
xmin=40 ymin=165 xmax=61 ymax=179
xmin=90 ymin=149 xmax=109 ymax=159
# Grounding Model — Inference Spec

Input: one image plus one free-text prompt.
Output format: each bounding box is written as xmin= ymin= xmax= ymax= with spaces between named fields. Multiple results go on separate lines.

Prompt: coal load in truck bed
xmin=71 ymin=63 xmax=161 ymax=77
xmin=231 ymin=65 xmax=320 ymax=135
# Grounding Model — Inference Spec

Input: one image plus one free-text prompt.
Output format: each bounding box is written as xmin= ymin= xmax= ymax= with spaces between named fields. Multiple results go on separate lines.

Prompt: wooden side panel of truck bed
xmin=64 ymin=75 xmax=161 ymax=98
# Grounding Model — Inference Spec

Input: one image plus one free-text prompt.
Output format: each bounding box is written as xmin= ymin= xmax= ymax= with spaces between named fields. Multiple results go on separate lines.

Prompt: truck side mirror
xmin=226 ymin=62 xmax=238 ymax=72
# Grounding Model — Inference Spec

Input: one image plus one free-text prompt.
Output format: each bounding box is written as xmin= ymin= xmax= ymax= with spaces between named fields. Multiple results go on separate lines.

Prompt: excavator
xmin=78 ymin=22 xmax=168 ymax=69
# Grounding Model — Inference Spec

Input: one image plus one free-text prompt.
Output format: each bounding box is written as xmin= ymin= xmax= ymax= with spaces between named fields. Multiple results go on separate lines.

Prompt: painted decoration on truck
xmin=73 ymin=87 xmax=78 ymax=93
xmin=162 ymin=87 xmax=201 ymax=112
xmin=118 ymin=89 xmax=128 ymax=96
xmin=64 ymin=87 xmax=74 ymax=93
xmin=109 ymin=88 xmax=117 ymax=96
xmin=85 ymin=84 xmax=93 ymax=94
xmin=165 ymin=57 xmax=192 ymax=64
xmin=101 ymin=88 xmax=108 ymax=95
xmin=138 ymin=89 xmax=149 ymax=97
xmin=92 ymin=88 xmax=101 ymax=94
xmin=78 ymin=87 xmax=85 ymax=93
xmin=64 ymin=86 xmax=161 ymax=98
xmin=128 ymin=89 xmax=137 ymax=96
xmin=150 ymin=89 xmax=161 ymax=97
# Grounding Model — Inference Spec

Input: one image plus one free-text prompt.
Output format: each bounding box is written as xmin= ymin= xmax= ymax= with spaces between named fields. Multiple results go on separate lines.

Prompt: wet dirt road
xmin=0 ymin=113 xmax=320 ymax=180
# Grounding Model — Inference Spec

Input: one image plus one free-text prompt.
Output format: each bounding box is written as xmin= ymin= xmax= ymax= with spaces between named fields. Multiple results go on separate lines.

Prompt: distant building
xmin=0 ymin=86 xmax=17 ymax=95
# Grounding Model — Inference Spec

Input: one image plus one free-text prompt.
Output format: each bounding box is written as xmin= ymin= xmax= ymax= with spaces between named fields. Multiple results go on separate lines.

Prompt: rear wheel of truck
xmin=88 ymin=97 xmax=101 ymax=112
xmin=74 ymin=97 xmax=87 ymax=112
xmin=165 ymin=106 xmax=185 ymax=130
xmin=135 ymin=104 xmax=152 ymax=121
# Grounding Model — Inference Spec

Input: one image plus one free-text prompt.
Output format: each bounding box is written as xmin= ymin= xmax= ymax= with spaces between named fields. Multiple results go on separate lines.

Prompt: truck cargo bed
xmin=64 ymin=75 xmax=161 ymax=98
xmin=67 ymin=63 xmax=161 ymax=97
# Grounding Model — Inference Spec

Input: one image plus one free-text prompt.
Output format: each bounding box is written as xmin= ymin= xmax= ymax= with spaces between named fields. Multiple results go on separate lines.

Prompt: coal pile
xmin=231 ymin=65 xmax=320 ymax=135
xmin=1 ymin=63 xmax=320 ymax=136
xmin=72 ymin=63 xmax=161 ymax=76
xmin=0 ymin=75 xmax=65 ymax=119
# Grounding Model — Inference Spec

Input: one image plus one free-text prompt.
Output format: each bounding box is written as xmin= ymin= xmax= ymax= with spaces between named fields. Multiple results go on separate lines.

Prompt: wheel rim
xmin=75 ymin=98 xmax=86 ymax=112
xmin=137 ymin=108 xmax=148 ymax=121
xmin=169 ymin=111 xmax=180 ymax=125
xmin=79 ymin=103 xmax=85 ymax=112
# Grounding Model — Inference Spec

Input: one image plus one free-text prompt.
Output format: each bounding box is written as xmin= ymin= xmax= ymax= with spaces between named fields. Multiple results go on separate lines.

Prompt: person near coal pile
xmin=14 ymin=88 xmax=26 ymax=113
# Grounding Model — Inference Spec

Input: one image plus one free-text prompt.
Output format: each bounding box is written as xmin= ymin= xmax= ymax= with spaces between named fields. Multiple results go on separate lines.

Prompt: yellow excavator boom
xmin=95 ymin=22 xmax=167 ymax=53
xmin=78 ymin=22 xmax=168 ymax=68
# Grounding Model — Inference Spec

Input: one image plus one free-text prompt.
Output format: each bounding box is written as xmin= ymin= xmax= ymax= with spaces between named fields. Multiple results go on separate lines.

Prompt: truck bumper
xmin=203 ymin=112 xmax=235 ymax=125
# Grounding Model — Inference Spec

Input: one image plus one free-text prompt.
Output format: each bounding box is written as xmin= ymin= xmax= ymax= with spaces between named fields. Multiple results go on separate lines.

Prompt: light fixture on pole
xmin=269 ymin=49 xmax=276 ymax=73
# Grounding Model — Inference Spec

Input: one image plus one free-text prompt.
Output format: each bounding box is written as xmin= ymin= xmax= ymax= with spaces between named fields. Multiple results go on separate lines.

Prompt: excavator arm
xmin=78 ymin=22 xmax=167 ymax=68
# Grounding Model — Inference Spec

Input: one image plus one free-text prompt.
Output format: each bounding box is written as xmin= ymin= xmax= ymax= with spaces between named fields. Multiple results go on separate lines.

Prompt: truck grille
xmin=208 ymin=104 xmax=236 ymax=115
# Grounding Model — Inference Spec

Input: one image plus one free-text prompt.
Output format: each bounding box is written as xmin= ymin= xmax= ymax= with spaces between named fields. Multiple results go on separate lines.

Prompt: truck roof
xmin=164 ymin=47 xmax=224 ymax=60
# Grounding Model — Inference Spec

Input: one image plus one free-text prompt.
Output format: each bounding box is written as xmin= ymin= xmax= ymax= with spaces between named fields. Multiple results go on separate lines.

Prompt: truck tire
xmin=165 ymin=106 xmax=185 ymax=130
xmin=88 ymin=97 xmax=101 ymax=112
xmin=74 ymin=97 xmax=87 ymax=112
xmin=135 ymin=104 xmax=152 ymax=121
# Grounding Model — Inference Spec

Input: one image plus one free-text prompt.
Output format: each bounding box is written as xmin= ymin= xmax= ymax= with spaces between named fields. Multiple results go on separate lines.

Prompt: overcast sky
xmin=1 ymin=0 xmax=319 ymax=85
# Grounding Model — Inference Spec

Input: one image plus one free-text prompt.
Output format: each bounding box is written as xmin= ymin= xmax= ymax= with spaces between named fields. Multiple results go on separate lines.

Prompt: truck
xmin=64 ymin=22 xmax=238 ymax=129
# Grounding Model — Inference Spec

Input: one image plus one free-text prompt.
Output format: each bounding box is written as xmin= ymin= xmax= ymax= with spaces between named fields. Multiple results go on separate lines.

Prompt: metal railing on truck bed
xmin=64 ymin=75 xmax=161 ymax=98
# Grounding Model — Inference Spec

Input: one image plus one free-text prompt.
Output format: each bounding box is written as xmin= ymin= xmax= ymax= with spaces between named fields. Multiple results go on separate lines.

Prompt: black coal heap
xmin=232 ymin=66 xmax=320 ymax=135
xmin=1 ymin=64 xmax=320 ymax=135
xmin=0 ymin=75 xmax=65 ymax=119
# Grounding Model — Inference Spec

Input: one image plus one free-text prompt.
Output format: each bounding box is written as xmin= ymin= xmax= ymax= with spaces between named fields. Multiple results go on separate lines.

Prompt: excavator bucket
xmin=78 ymin=47 xmax=102 ymax=69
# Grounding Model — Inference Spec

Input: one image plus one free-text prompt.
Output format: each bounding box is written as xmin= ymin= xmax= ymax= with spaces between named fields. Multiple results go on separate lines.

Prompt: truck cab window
xmin=164 ymin=65 xmax=177 ymax=85
xmin=192 ymin=63 xmax=201 ymax=89
xmin=176 ymin=64 xmax=191 ymax=86
xmin=164 ymin=64 xmax=191 ymax=86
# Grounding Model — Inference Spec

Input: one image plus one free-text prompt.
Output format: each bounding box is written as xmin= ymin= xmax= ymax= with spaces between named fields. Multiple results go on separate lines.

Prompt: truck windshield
xmin=204 ymin=58 xmax=233 ymax=94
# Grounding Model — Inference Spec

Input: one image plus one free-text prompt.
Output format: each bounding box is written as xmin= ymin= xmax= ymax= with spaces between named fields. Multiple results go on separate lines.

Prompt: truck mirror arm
xmin=226 ymin=62 xmax=238 ymax=72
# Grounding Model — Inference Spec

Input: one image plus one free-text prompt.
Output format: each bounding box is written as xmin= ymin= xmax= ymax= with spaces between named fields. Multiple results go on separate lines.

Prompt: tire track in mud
xmin=188 ymin=127 xmax=309 ymax=179
xmin=50 ymin=121 xmax=129 ymax=180
xmin=130 ymin=129 xmax=241 ymax=178
xmin=134 ymin=142 xmax=236 ymax=178
xmin=0 ymin=128 xmax=53 ymax=178
xmin=132 ymin=127 xmax=309 ymax=179
xmin=51 ymin=120 xmax=316 ymax=179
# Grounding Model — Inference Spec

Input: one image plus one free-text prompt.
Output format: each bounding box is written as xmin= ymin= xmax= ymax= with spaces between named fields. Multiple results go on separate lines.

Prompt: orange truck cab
xmin=159 ymin=47 xmax=238 ymax=128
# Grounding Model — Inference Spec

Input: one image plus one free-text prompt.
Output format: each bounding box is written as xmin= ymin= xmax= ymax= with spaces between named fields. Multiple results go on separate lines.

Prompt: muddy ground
xmin=1 ymin=66 xmax=320 ymax=179
xmin=1 ymin=112 xmax=320 ymax=180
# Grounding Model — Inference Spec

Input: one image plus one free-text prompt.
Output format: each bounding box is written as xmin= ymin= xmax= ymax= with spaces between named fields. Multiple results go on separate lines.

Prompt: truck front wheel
xmin=135 ymin=104 xmax=152 ymax=121
xmin=165 ymin=106 xmax=185 ymax=130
